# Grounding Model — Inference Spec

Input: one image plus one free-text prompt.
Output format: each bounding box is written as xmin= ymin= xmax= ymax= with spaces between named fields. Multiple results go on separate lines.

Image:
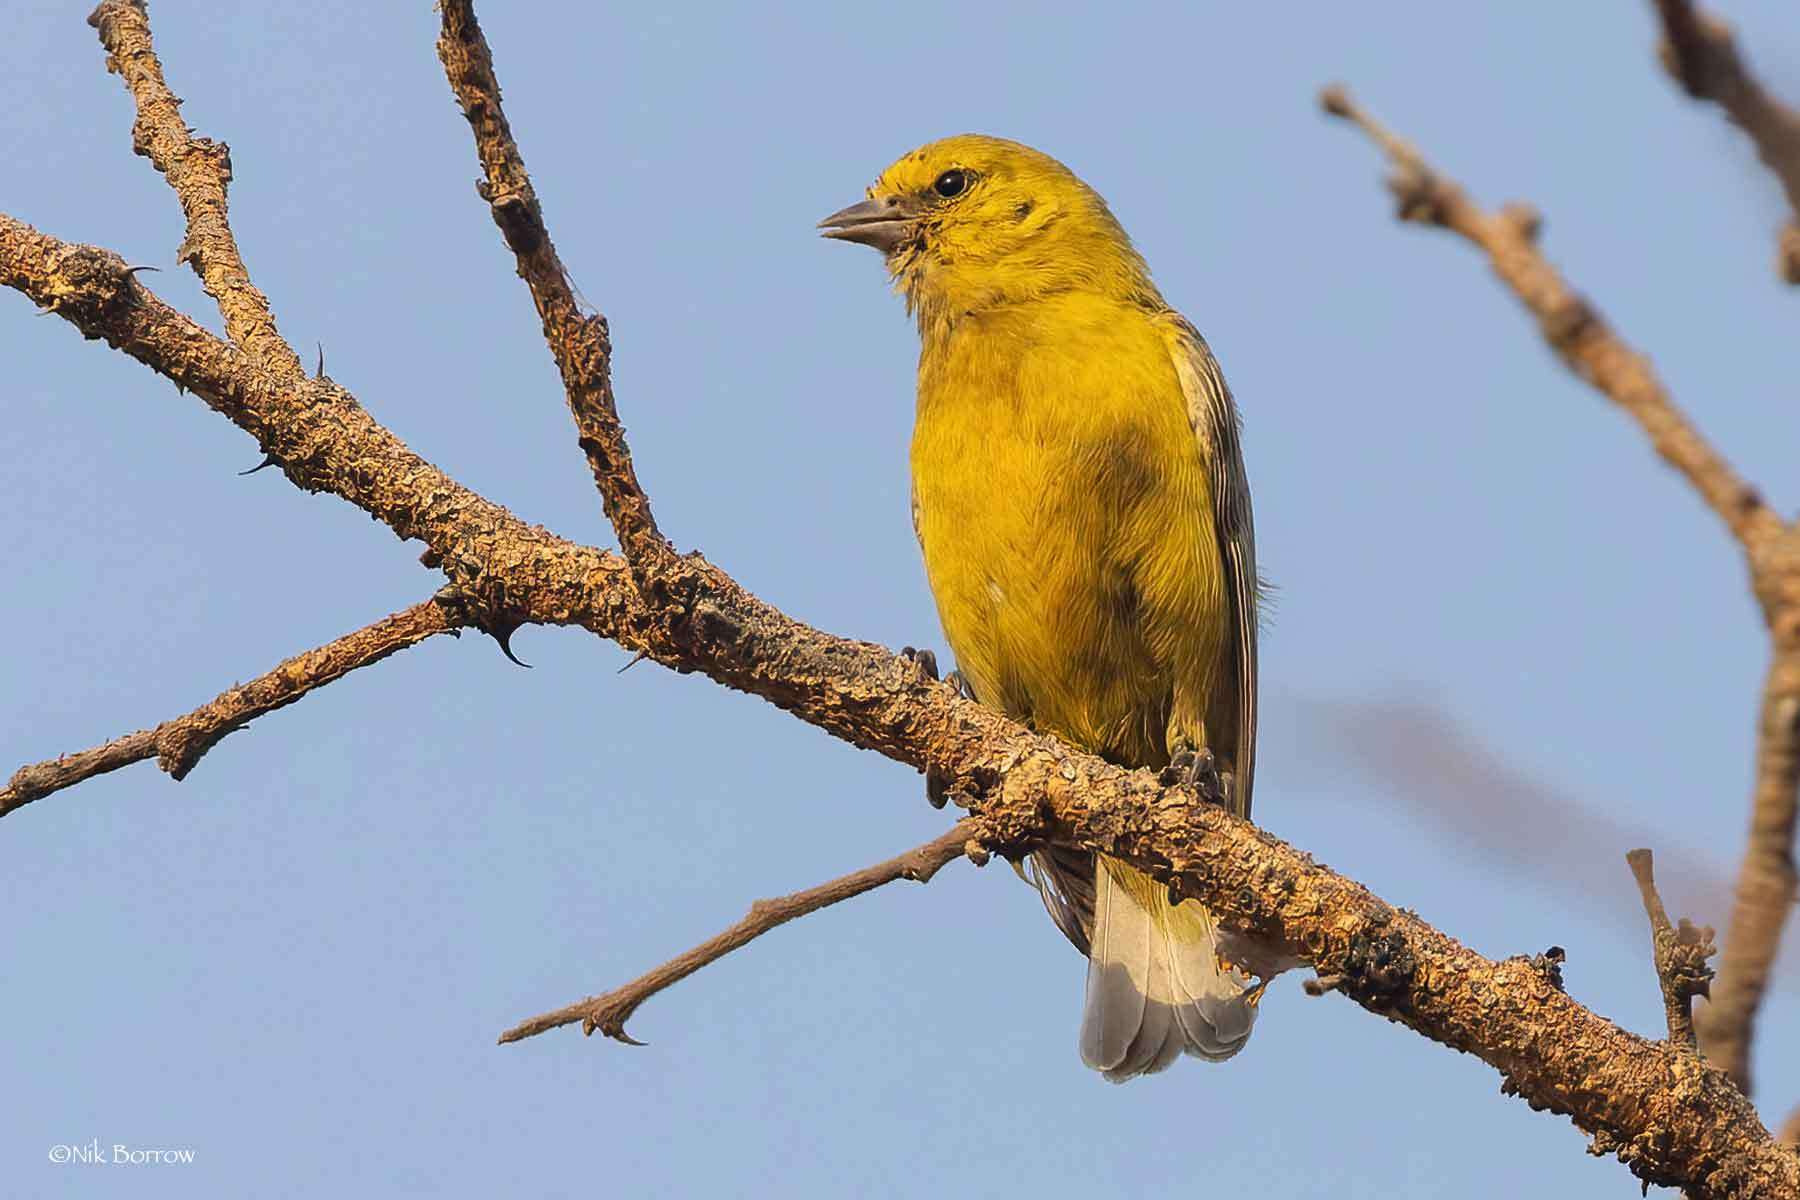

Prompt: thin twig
xmin=1651 ymin=0 xmax=1800 ymax=282
xmin=86 ymin=0 xmax=305 ymax=379
xmin=1626 ymin=848 xmax=1718 ymax=1049
xmin=435 ymin=1 xmax=666 ymax=568
xmin=501 ymin=821 xmax=982 ymax=1045
xmin=1320 ymin=84 xmax=1783 ymax=554
xmin=2 ymin=597 xmax=463 ymax=818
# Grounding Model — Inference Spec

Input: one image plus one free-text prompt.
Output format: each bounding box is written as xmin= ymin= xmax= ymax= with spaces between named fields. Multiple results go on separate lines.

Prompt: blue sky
xmin=5 ymin=1 xmax=1798 ymax=1195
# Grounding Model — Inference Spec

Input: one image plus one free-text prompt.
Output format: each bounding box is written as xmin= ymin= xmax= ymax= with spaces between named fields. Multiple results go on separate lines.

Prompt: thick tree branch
xmin=500 ymin=820 xmax=982 ymax=1046
xmin=1651 ymin=0 xmax=1800 ymax=282
xmin=1319 ymin=84 xmax=1782 ymax=555
xmin=86 ymin=0 xmax=306 ymax=379
xmin=2 ymin=4 xmax=1795 ymax=1187
xmin=433 ymin=1 xmax=665 ymax=568
xmin=1 ymin=596 xmax=465 ymax=819
xmin=1628 ymin=848 xmax=1719 ymax=1049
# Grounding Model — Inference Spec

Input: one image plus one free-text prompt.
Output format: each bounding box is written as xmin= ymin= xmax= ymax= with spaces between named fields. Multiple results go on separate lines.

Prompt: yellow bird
xmin=821 ymin=135 xmax=1264 ymax=1080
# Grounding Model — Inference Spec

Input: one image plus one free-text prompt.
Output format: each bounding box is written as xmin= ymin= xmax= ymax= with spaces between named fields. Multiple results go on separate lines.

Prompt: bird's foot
xmin=925 ymin=768 xmax=954 ymax=810
xmin=900 ymin=645 xmax=939 ymax=682
xmin=903 ymin=649 xmax=978 ymax=808
xmin=1160 ymin=747 xmax=1225 ymax=807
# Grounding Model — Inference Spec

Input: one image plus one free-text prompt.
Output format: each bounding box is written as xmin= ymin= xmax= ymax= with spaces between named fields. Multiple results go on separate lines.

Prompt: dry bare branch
xmin=1628 ymin=848 xmax=1719 ymax=1048
xmin=1324 ymin=82 xmax=1800 ymax=1101
xmin=501 ymin=820 xmax=983 ymax=1046
xmin=1698 ymin=649 xmax=1800 ymax=1091
xmin=86 ymin=0 xmax=305 ymax=379
xmin=1 ymin=596 xmax=465 ymax=819
xmin=1319 ymin=83 xmax=1780 ymax=553
xmin=435 ymin=1 xmax=665 ymax=568
xmin=1651 ymin=0 xmax=1800 ymax=282
xmin=2 ymin=4 xmax=1797 ymax=1191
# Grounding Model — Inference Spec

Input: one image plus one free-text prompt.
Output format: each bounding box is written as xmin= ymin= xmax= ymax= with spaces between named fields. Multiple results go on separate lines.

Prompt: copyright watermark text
xmin=48 ymin=1140 xmax=194 ymax=1166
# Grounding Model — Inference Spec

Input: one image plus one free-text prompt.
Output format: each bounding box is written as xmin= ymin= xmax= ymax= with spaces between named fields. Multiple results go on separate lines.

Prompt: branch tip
xmin=1627 ymin=848 xmax=1716 ymax=1049
xmin=2 ymin=598 xmax=464 ymax=819
xmin=434 ymin=0 xmax=666 ymax=567
xmin=88 ymin=0 xmax=305 ymax=375
xmin=500 ymin=821 xmax=977 ymax=1047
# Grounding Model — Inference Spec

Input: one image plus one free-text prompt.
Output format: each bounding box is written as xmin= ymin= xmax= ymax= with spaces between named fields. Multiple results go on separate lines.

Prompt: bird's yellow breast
xmin=910 ymin=293 xmax=1227 ymax=767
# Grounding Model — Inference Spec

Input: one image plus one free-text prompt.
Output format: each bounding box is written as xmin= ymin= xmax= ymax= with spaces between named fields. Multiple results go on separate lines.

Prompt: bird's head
xmin=820 ymin=134 xmax=1157 ymax=328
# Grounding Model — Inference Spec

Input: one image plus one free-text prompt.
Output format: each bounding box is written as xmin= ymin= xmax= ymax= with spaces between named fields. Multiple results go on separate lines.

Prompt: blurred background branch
xmin=1652 ymin=0 xmax=1800 ymax=281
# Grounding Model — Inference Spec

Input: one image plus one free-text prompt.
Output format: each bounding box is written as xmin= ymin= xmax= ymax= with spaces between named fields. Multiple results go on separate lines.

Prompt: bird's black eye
xmin=933 ymin=169 xmax=968 ymax=199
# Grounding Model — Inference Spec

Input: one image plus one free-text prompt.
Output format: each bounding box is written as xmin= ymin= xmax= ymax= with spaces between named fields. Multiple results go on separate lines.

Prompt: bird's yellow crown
xmin=842 ymin=135 xmax=1161 ymax=328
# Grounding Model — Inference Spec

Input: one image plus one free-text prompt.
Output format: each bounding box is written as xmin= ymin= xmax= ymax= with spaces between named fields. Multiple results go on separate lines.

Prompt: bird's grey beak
xmin=818 ymin=195 xmax=918 ymax=254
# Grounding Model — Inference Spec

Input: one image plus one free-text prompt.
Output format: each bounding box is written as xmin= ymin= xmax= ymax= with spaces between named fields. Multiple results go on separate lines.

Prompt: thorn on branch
xmin=582 ymin=998 xmax=649 ymax=1046
xmin=433 ymin=583 xmax=533 ymax=668
xmin=1626 ymin=848 xmax=1716 ymax=1050
xmin=489 ymin=621 xmax=531 ymax=669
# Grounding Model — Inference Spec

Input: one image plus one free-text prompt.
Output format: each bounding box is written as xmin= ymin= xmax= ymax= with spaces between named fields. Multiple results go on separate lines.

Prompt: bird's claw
xmin=925 ymin=766 xmax=953 ymax=809
xmin=901 ymin=645 xmax=940 ymax=681
xmin=943 ymin=668 xmax=975 ymax=701
xmin=904 ymin=650 xmax=976 ymax=808
xmin=1160 ymin=747 xmax=1225 ymax=807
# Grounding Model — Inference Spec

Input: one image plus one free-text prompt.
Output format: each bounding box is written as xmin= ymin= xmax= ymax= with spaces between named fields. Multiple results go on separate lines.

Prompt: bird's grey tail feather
xmin=1078 ymin=858 xmax=1257 ymax=1080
